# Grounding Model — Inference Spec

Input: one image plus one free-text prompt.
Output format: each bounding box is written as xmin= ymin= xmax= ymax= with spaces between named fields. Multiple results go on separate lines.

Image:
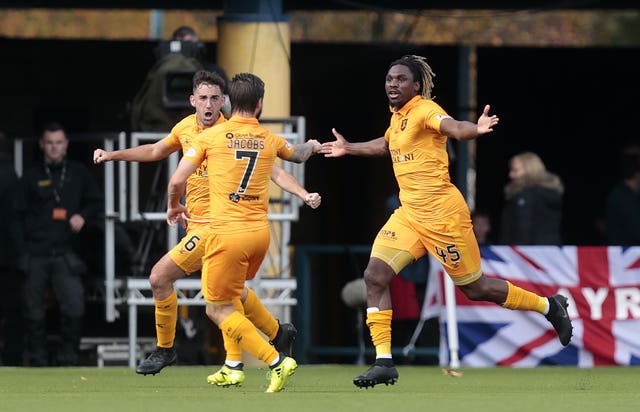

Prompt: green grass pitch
xmin=1 ymin=365 xmax=638 ymax=412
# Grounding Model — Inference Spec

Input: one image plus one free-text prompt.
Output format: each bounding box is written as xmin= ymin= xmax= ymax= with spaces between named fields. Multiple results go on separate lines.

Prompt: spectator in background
xmin=16 ymin=122 xmax=103 ymax=366
xmin=499 ymin=151 xmax=563 ymax=245
xmin=472 ymin=210 xmax=493 ymax=246
xmin=605 ymin=146 xmax=640 ymax=245
xmin=0 ymin=132 xmax=23 ymax=365
xmin=131 ymin=26 xmax=229 ymax=132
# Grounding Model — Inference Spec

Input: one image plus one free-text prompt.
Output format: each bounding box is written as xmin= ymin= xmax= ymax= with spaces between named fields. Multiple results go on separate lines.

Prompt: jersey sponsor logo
xmin=225 ymin=132 xmax=266 ymax=150
xmin=194 ymin=163 xmax=208 ymax=177
xmin=229 ymin=193 xmax=260 ymax=203
xmin=401 ymin=118 xmax=408 ymax=131
xmin=185 ymin=147 xmax=197 ymax=157
xmin=389 ymin=148 xmax=415 ymax=163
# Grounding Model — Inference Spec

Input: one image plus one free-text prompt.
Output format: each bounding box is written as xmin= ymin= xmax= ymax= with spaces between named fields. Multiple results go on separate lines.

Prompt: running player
xmin=320 ymin=55 xmax=572 ymax=388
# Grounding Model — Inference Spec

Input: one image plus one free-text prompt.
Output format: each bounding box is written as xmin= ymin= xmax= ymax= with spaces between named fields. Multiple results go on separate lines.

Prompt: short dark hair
xmin=229 ymin=72 xmax=265 ymax=113
xmin=171 ymin=26 xmax=197 ymax=41
xmin=41 ymin=121 xmax=65 ymax=136
xmin=192 ymin=70 xmax=226 ymax=93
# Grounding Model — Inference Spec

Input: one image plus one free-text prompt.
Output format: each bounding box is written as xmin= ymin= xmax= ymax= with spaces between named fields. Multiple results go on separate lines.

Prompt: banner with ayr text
xmin=423 ymin=246 xmax=640 ymax=367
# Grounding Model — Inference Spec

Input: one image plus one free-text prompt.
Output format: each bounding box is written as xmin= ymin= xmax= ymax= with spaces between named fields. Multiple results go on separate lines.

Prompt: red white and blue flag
xmin=422 ymin=246 xmax=640 ymax=367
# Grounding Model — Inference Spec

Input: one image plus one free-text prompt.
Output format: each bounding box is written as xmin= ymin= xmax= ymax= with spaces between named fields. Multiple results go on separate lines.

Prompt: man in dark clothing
xmin=16 ymin=122 xmax=103 ymax=366
xmin=605 ymin=150 xmax=640 ymax=245
xmin=0 ymin=135 xmax=24 ymax=365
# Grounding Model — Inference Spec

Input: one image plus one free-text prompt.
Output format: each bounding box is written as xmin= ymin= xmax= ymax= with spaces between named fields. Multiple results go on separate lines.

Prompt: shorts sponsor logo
xmin=378 ymin=229 xmax=397 ymax=241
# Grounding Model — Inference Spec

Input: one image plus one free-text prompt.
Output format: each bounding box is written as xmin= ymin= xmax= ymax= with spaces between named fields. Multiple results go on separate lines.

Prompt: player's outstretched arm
xmin=270 ymin=164 xmax=321 ymax=209
xmin=93 ymin=140 xmax=176 ymax=164
xmin=440 ymin=104 xmax=499 ymax=141
xmin=288 ymin=139 xmax=321 ymax=163
xmin=319 ymin=128 xmax=388 ymax=158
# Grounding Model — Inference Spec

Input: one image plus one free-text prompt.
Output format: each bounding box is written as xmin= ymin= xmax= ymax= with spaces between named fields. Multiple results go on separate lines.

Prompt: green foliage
xmin=0 ymin=365 xmax=639 ymax=412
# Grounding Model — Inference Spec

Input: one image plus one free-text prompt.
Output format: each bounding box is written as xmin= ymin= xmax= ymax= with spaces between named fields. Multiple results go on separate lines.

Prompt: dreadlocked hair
xmin=390 ymin=55 xmax=436 ymax=99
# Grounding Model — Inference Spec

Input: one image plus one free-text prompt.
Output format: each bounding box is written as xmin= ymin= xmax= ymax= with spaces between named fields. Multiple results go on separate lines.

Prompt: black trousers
xmin=22 ymin=254 xmax=85 ymax=366
xmin=0 ymin=265 xmax=23 ymax=365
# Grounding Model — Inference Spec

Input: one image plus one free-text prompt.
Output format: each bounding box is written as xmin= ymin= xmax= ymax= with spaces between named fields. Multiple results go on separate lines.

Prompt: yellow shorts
xmin=371 ymin=206 xmax=482 ymax=286
xmin=168 ymin=224 xmax=211 ymax=275
xmin=201 ymin=226 xmax=270 ymax=302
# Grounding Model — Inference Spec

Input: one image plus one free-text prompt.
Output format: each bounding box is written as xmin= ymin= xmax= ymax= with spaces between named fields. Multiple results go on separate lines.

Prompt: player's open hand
xmin=477 ymin=104 xmax=499 ymax=135
xmin=304 ymin=192 xmax=322 ymax=209
xmin=167 ymin=204 xmax=189 ymax=229
xmin=319 ymin=128 xmax=349 ymax=158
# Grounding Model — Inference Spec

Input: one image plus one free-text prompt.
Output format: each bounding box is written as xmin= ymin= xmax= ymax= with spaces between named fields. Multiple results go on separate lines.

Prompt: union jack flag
xmin=422 ymin=246 xmax=640 ymax=367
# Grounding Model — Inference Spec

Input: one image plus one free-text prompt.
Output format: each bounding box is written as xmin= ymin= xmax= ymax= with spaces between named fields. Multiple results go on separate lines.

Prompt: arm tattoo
xmin=288 ymin=142 xmax=315 ymax=163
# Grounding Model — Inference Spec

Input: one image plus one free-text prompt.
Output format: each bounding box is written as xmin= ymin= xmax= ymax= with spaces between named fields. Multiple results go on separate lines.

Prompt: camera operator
xmin=131 ymin=26 xmax=229 ymax=132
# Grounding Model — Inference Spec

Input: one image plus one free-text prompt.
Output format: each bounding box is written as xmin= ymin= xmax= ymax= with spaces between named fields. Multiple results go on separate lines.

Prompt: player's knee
xmin=458 ymin=279 xmax=491 ymax=301
xmin=149 ymin=269 xmax=170 ymax=292
xmin=205 ymin=301 xmax=232 ymax=325
xmin=363 ymin=263 xmax=393 ymax=290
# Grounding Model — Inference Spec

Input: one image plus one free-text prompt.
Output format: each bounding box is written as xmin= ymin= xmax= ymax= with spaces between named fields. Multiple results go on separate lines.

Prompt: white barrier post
xmin=444 ymin=274 xmax=460 ymax=369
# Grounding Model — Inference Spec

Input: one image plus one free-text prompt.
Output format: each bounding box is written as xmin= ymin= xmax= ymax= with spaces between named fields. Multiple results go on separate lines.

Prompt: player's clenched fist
xmin=304 ymin=193 xmax=322 ymax=209
xmin=93 ymin=149 xmax=111 ymax=164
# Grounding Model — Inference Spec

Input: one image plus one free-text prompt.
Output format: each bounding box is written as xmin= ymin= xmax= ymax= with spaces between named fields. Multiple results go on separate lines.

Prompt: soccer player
xmin=319 ymin=55 xmax=573 ymax=388
xmin=94 ymin=71 xmax=321 ymax=380
xmin=167 ymin=72 xmax=319 ymax=392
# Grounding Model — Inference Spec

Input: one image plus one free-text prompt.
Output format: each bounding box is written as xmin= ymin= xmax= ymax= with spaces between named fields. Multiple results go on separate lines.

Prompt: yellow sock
xmin=222 ymin=298 xmax=245 ymax=362
xmin=366 ymin=309 xmax=393 ymax=357
xmin=219 ymin=311 xmax=279 ymax=365
xmin=503 ymin=281 xmax=548 ymax=313
xmin=155 ymin=291 xmax=177 ymax=348
xmin=243 ymin=288 xmax=279 ymax=340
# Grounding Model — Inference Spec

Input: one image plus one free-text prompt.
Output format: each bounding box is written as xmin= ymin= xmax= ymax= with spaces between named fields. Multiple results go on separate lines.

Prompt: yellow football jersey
xmin=163 ymin=113 xmax=226 ymax=223
xmin=183 ymin=116 xmax=295 ymax=233
xmin=385 ymin=95 xmax=467 ymax=221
